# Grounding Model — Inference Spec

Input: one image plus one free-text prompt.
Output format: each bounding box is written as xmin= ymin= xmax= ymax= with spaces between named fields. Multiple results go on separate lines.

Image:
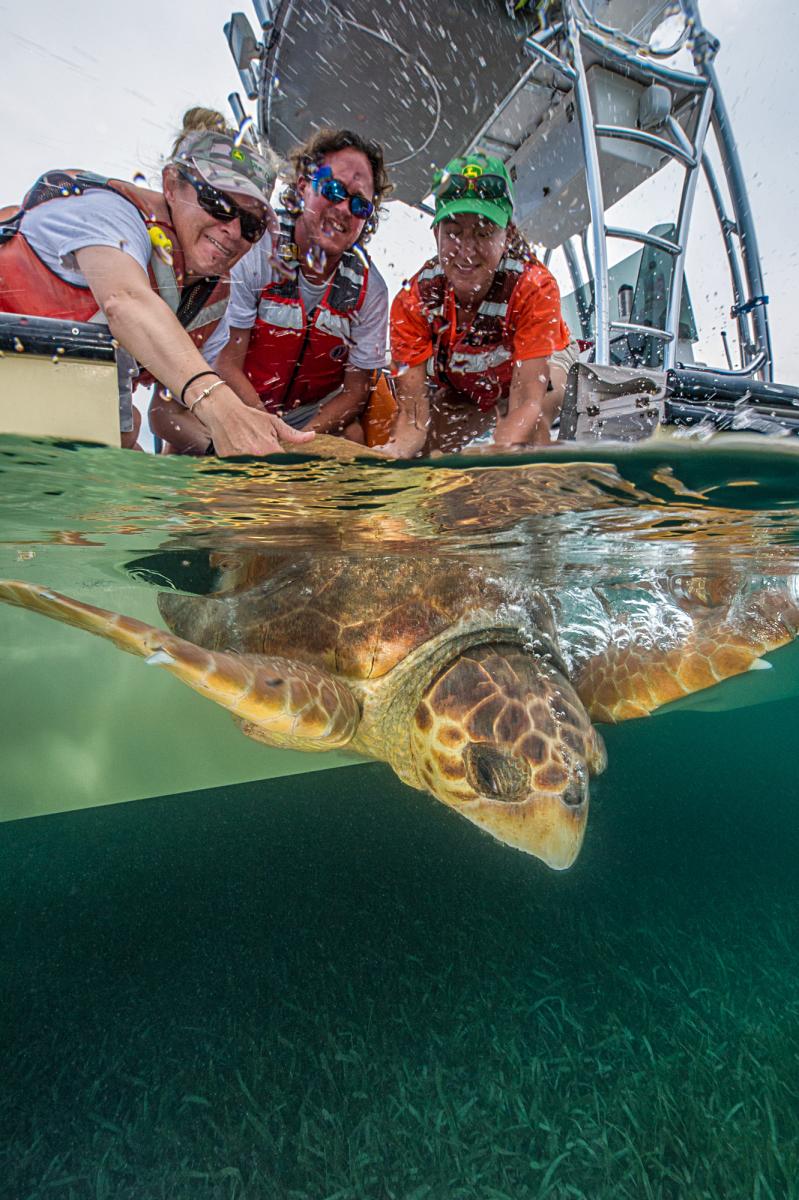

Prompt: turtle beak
xmin=462 ymin=774 xmax=589 ymax=869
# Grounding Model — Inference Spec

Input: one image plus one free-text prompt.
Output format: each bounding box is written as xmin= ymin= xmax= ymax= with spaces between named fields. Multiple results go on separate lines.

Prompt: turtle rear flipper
xmin=0 ymin=581 xmax=359 ymax=750
xmin=575 ymin=586 xmax=799 ymax=723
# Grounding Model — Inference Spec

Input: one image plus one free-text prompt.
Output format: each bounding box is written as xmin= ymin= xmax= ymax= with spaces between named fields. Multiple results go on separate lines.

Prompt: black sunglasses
xmin=178 ymin=167 xmax=269 ymax=244
xmin=311 ymin=166 xmax=374 ymax=219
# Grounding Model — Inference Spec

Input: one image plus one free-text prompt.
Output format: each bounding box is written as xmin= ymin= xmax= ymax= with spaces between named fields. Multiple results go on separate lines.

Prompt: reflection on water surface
xmin=2 ymin=432 xmax=799 ymax=825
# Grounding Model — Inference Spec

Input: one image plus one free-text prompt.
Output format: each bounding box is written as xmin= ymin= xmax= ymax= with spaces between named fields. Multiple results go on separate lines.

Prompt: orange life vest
xmin=244 ymin=212 xmax=369 ymax=412
xmin=0 ymin=170 xmax=230 ymax=386
xmin=415 ymin=251 xmax=538 ymax=411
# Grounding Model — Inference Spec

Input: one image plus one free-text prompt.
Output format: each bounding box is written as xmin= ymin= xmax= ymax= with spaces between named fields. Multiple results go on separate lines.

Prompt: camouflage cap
xmin=172 ymin=131 xmax=277 ymax=204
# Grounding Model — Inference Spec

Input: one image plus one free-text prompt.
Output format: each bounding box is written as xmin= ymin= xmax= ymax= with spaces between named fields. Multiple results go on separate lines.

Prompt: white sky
xmin=1 ymin=0 xmax=796 ymax=381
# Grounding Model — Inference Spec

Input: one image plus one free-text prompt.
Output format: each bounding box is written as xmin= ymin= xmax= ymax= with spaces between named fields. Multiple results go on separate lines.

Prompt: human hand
xmin=194 ymin=387 xmax=315 ymax=457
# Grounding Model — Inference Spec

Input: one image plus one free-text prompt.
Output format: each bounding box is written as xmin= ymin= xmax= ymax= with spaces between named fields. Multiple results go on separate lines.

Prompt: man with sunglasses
xmin=383 ymin=153 xmax=573 ymax=457
xmin=210 ymin=128 xmax=390 ymax=441
xmin=0 ymin=113 xmax=314 ymax=457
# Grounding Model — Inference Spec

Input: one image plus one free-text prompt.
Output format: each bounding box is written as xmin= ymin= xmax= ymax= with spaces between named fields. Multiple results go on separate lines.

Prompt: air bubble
xmin=234 ymin=117 xmax=255 ymax=147
xmin=305 ymin=244 xmax=327 ymax=273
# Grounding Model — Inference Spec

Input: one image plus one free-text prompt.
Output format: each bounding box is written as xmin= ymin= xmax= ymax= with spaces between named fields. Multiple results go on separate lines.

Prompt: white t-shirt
xmin=19 ymin=189 xmax=153 ymax=287
xmin=203 ymin=237 xmax=389 ymax=370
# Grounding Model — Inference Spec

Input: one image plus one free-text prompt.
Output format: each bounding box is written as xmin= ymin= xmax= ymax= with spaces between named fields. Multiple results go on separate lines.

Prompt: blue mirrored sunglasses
xmin=311 ymin=166 xmax=374 ymax=220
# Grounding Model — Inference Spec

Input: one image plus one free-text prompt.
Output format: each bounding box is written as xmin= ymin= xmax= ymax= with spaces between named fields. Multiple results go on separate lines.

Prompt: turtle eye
xmin=465 ymin=745 xmax=528 ymax=801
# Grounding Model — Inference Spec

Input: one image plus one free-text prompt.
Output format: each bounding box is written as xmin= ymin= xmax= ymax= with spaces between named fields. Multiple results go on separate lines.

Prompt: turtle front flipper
xmin=0 ymin=581 xmax=359 ymax=750
xmin=574 ymin=585 xmax=799 ymax=723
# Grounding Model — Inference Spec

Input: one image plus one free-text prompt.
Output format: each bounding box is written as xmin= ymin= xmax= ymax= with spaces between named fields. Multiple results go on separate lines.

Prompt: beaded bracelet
xmin=180 ymin=370 xmax=219 ymax=407
xmin=186 ymin=378 xmax=226 ymax=414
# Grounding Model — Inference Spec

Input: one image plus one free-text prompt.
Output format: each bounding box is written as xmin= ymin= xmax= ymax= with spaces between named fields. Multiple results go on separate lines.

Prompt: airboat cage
xmin=226 ymin=0 xmax=797 ymax=435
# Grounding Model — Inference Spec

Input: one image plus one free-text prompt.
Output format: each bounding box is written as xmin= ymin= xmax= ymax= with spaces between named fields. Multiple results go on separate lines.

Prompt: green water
xmin=2 ymin=433 xmax=799 ymax=1196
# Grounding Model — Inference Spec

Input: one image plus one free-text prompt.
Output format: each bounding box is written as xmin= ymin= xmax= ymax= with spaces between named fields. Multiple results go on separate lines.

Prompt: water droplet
xmin=13 ymin=337 xmax=24 ymax=353
xmin=305 ymin=244 xmax=327 ymax=272
xmin=233 ymin=117 xmax=255 ymax=148
xmin=133 ymin=172 xmax=147 ymax=186
xmin=401 ymin=279 xmax=412 ymax=291
xmin=391 ymin=362 xmax=410 ymax=377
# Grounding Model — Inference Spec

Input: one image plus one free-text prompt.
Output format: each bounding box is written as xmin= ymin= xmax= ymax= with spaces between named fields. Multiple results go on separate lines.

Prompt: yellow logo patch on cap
xmin=462 ymin=163 xmax=483 ymax=179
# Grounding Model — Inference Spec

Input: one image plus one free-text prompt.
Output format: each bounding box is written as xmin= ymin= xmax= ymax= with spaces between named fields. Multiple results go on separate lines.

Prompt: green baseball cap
xmin=172 ymin=130 xmax=278 ymax=203
xmin=431 ymin=153 xmax=515 ymax=229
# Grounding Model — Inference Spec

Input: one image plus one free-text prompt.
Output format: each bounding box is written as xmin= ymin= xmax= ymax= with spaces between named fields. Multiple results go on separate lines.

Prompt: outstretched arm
xmin=305 ymin=367 xmax=375 ymax=435
xmin=214 ymin=325 xmax=264 ymax=410
xmin=380 ymin=364 xmax=429 ymax=458
xmin=76 ymin=246 xmax=314 ymax=457
xmin=493 ymin=356 xmax=552 ymax=448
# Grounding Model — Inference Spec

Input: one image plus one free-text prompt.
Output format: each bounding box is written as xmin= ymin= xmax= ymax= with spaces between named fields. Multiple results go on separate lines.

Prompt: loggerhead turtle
xmin=1 ymin=549 xmax=797 ymax=870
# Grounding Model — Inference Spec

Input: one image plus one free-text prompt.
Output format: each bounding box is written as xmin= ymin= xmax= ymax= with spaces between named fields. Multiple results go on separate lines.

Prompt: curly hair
xmin=281 ymin=127 xmax=393 ymax=243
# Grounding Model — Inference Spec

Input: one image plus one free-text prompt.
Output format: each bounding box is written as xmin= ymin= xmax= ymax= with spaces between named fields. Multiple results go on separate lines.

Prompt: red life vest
xmin=415 ymin=251 xmax=547 ymax=412
xmin=244 ymin=213 xmax=369 ymax=412
xmin=0 ymin=170 xmax=230 ymax=387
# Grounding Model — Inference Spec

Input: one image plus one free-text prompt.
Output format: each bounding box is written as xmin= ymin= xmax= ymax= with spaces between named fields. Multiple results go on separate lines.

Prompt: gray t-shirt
xmin=19 ymin=189 xmax=153 ymax=287
xmin=18 ymin=189 xmax=157 ymax=434
xmin=203 ymin=237 xmax=389 ymax=370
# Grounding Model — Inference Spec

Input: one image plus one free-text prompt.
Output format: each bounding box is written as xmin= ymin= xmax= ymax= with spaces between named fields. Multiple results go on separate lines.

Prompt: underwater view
xmin=2 ymin=432 xmax=799 ymax=1197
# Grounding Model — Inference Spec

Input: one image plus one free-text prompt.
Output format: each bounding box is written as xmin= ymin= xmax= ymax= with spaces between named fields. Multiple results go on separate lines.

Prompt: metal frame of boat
xmin=0 ymin=313 xmax=120 ymax=447
xmin=224 ymin=0 xmax=799 ymax=438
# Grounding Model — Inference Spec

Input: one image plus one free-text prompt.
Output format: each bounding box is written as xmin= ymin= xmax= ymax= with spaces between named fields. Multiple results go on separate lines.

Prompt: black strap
xmin=0 ymin=171 xmax=117 ymax=246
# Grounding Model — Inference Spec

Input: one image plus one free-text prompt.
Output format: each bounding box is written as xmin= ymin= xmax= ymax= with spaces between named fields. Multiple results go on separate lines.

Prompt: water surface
xmin=2 ymin=432 xmax=799 ymax=1197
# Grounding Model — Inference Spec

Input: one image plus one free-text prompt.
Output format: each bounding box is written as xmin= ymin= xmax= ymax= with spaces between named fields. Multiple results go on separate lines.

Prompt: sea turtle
xmin=1 ymin=546 xmax=797 ymax=869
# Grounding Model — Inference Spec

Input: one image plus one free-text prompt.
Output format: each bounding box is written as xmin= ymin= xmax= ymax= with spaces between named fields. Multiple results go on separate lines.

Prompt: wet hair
xmin=169 ymin=107 xmax=235 ymax=158
xmin=281 ymin=127 xmax=393 ymax=243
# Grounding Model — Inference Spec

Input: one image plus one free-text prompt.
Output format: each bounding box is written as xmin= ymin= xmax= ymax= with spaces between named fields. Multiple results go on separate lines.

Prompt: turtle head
xmin=410 ymin=642 xmax=606 ymax=869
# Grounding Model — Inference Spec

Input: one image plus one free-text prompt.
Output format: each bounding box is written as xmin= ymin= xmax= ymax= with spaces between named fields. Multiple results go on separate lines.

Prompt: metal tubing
xmin=567 ymin=3 xmax=610 ymax=362
xmin=605 ymin=226 xmax=681 ymax=254
xmin=681 ymin=0 xmax=772 ymax=378
xmin=466 ymin=26 xmax=567 ymax=160
xmin=611 ymin=321 xmax=674 ymax=341
xmin=662 ymin=81 xmax=714 ymax=369
xmin=700 ymin=151 xmax=750 ymax=361
xmin=563 ymin=238 xmax=593 ymax=338
xmin=523 ymin=35 xmax=577 ymax=83
xmin=675 ymin=350 xmax=768 ymax=378
xmin=594 ymin=124 xmax=695 ymax=168
xmin=580 ymin=25 xmax=709 ymax=91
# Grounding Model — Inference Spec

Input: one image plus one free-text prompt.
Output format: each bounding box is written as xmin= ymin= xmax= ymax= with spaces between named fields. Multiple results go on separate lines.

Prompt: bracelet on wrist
xmin=186 ymin=378 xmax=226 ymax=414
xmin=180 ymin=370 xmax=219 ymax=407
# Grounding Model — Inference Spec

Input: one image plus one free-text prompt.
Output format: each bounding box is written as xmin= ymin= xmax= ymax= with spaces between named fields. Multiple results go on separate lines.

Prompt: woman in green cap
xmin=383 ymin=152 xmax=574 ymax=456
